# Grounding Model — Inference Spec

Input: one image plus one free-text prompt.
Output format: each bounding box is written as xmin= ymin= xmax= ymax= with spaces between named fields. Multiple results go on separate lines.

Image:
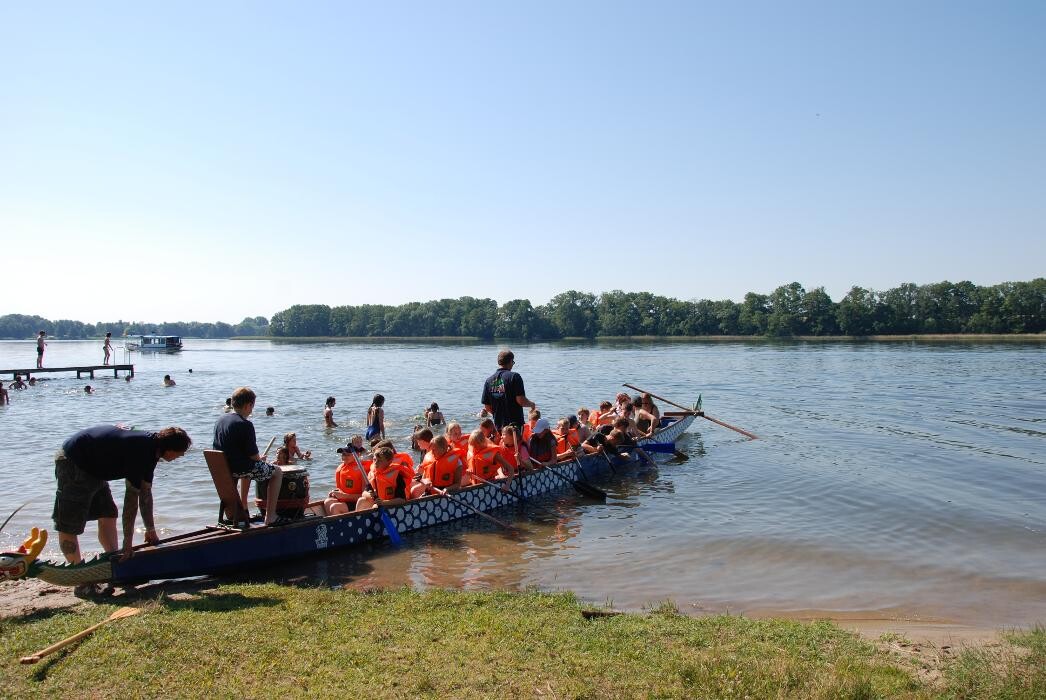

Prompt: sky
xmin=1 ymin=1 xmax=1043 ymax=323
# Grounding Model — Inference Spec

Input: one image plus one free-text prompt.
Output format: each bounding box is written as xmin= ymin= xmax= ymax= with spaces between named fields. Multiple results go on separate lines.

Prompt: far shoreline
xmin=231 ymin=333 xmax=1046 ymax=343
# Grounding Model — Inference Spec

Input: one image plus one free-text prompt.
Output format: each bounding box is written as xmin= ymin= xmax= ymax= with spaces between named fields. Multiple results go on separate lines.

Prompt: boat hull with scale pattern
xmin=5 ymin=414 xmax=695 ymax=586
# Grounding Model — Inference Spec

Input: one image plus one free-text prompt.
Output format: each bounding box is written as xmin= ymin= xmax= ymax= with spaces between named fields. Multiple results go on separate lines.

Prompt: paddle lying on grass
xmin=20 ymin=607 xmax=141 ymax=664
xmin=532 ymin=458 xmax=607 ymax=501
xmin=623 ymin=383 xmax=759 ymax=440
xmin=432 ymin=488 xmax=517 ymax=532
xmin=349 ymin=450 xmax=403 ymax=547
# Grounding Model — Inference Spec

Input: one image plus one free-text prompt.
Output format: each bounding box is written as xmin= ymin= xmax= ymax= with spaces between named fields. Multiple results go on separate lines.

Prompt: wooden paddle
xmin=432 ymin=488 xmax=517 ymax=531
xmin=349 ymin=450 xmax=403 ymax=547
xmin=20 ymin=607 xmax=140 ymax=664
xmin=623 ymin=383 xmax=759 ymax=440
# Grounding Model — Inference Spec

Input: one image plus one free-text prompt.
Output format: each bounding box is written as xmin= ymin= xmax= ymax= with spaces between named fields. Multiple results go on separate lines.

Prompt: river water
xmin=1 ymin=338 xmax=1043 ymax=627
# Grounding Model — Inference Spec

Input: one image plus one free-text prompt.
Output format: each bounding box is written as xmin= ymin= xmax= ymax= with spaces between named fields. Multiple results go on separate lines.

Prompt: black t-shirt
xmin=62 ymin=425 xmax=159 ymax=488
xmin=213 ymin=412 xmax=259 ymax=474
xmin=481 ymin=368 xmax=525 ymax=429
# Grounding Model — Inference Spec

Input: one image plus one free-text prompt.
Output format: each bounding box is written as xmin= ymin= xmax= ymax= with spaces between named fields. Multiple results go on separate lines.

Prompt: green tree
xmin=802 ymin=287 xmax=837 ymax=335
xmin=766 ymin=283 xmax=807 ymax=337
xmin=836 ymin=286 xmax=876 ymax=336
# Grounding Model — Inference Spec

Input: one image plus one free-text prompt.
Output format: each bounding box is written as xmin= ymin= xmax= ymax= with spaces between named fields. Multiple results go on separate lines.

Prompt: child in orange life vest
xmin=420 ymin=435 xmax=464 ymax=494
xmin=324 ymin=436 xmax=369 ymax=515
xmin=592 ymin=401 xmax=615 ymax=427
xmin=522 ymin=408 xmax=541 ymax=443
xmin=354 ymin=446 xmax=410 ymax=510
xmin=464 ymin=429 xmax=515 ymax=491
xmin=372 ymin=438 xmax=426 ymax=499
xmin=445 ymin=421 xmax=469 ymax=457
xmin=479 ymin=417 xmax=501 ymax=445
xmin=498 ymin=425 xmax=529 ymax=473
xmin=553 ymin=418 xmax=582 ymax=455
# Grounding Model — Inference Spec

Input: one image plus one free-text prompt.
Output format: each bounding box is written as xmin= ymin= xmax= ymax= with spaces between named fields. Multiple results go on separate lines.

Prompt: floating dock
xmin=2 ymin=364 xmax=135 ymax=379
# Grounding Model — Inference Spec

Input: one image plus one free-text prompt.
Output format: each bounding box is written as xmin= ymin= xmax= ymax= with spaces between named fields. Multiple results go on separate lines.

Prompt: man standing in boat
xmin=213 ymin=386 xmax=284 ymax=526
xmin=482 ymin=349 xmax=536 ymax=432
xmin=52 ymin=425 xmax=192 ymax=581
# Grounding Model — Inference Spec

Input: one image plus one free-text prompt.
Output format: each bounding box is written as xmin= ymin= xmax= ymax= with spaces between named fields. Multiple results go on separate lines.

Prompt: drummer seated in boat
xmin=498 ymin=425 xmax=529 ymax=474
xmin=354 ymin=446 xmax=412 ymax=510
xmin=464 ymin=429 xmax=515 ymax=491
xmin=325 ymin=439 xmax=369 ymax=515
xmin=420 ymin=435 xmax=464 ymax=494
xmin=212 ymin=386 xmax=284 ymax=527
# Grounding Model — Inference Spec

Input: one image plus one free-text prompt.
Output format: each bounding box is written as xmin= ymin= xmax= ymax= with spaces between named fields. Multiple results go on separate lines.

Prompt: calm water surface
xmin=1 ymin=339 xmax=1043 ymax=627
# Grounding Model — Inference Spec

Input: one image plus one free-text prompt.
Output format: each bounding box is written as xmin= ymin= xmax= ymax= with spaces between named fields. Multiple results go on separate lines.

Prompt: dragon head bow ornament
xmin=0 ymin=528 xmax=48 ymax=581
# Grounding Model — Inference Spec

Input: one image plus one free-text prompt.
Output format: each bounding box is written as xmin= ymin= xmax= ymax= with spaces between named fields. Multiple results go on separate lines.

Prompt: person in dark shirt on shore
xmin=213 ymin=386 xmax=284 ymax=526
xmin=52 ymin=424 xmax=192 ymax=580
xmin=481 ymin=349 xmax=536 ymax=432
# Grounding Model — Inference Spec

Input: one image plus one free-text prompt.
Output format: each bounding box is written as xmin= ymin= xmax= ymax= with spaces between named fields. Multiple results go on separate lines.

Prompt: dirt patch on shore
xmin=0 ymin=578 xmax=81 ymax=619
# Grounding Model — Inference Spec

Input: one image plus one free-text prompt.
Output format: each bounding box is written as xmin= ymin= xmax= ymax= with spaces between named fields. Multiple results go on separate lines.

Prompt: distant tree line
xmin=0 ymin=315 xmax=269 ymax=340
xmin=268 ymin=279 xmax=1045 ymax=339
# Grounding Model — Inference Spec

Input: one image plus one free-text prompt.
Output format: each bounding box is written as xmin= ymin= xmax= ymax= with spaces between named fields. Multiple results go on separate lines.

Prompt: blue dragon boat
xmin=1 ymin=413 xmax=695 ymax=588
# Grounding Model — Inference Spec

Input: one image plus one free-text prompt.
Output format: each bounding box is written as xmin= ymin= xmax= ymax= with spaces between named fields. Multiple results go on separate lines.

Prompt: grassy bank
xmin=2 ymin=585 xmax=1042 ymax=698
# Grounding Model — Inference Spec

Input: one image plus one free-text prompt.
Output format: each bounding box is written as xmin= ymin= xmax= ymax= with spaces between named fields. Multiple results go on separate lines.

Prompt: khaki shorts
xmin=52 ymin=451 xmax=118 ymax=535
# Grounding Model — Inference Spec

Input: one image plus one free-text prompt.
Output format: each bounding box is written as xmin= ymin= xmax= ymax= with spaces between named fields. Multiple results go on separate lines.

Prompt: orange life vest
xmin=497 ymin=444 xmax=527 ymax=469
xmin=522 ymin=423 xmax=535 ymax=443
xmin=594 ymin=411 xmax=615 ymax=426
xmin=334 ymin=459 xmax=370 ymax=496
xmin=555 ymin=428 xmax=581 ymax=453
xmin=370 ymin=464 xmax=413 ymax=501
xmin=467 ymin=447 xmax=501 ymax=480
xmin=424 ymin=452 xmax=462 ymax=488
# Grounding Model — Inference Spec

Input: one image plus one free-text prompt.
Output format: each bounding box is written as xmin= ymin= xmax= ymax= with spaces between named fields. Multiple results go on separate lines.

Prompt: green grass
xmin=1 ymin=586 xmax=1042 ymax=699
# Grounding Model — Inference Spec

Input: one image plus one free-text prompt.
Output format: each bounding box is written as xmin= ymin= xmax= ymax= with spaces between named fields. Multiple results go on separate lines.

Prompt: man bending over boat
xmin=52 ymin=424 xmax=191 ymax=586
xmin=213 ymin=387 xmax=284 ymax=526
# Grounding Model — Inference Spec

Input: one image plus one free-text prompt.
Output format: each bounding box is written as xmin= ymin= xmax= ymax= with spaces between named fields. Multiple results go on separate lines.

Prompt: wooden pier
xmin=2 ymin=364 xmax=135 ymax=380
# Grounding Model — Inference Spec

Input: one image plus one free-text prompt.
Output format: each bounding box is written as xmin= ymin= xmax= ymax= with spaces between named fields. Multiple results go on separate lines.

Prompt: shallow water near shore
xmin=1 ymin=338 xmax=1043 ymax=627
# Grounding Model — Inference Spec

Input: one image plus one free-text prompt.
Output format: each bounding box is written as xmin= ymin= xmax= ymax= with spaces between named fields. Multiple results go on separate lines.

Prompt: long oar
xmin=349 ymin=451 xmax=403 ymax=547
xmin=468 ymin=473 xmax=524 ymax=503
xmin=433 ymin=488 xmax=517 ymax=531
xmin=20 ymin=607 xmax=141 ymax=664
xmin=623 ymin=383 xmax=759 ymax=440
xmin=532 ymin=458 xmax=607 ymax=501
xmin=0 ymin=502 xmax=28 ymax=534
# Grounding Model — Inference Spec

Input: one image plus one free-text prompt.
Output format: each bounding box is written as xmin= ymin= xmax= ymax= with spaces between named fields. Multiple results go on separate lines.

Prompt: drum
xmin=255 ymin=466 xmax=310 ymax=519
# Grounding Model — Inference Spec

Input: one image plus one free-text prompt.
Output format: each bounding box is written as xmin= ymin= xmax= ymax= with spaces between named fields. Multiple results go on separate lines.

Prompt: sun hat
xmin=533 ymin=418 xmax=551 ymax=433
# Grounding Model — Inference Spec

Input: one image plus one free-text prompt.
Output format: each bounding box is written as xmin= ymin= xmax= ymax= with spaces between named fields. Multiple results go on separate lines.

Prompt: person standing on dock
xmin=482 ymin=349 xmax=536 ymax=432
xmin=102 ymin=332 xmax=113 ymax=365
xmin=51 ymin=424 xmax=192 ymax=592
xmin=36 ymin=330 xmax=46 ymax=368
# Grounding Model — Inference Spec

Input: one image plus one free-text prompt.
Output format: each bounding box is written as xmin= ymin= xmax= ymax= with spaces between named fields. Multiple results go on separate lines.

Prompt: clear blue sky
xmin=2 ymin=1 xmax=1043 ymax=322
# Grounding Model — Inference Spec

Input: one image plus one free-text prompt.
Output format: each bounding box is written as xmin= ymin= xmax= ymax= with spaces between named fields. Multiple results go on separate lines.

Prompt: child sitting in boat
xmin=420 ymin=435 xmax=464 ymax=494
xmin=325 ymin=437 xmax=368 ymax=515
xmin=553 ymin=418 xmax=582 ymax=456
xmin=607 ymin=428 xmax=656 ymax=466
xmin=522 ymin=409 xmax=541 ymax=443
xmin=465 ymin=429 xmax=515 ymax=490
xmin=479 ymin=417 xmax=501 ymax=445
xmin=445 ymin=421 xmax=469 ymax=457
xmin=592 ymin=401 xmax=615 ymax=427
xmin=528 ymin=419 xmax=574 ymax=466
xmin=570 ymin=414 xmax=590 ymax=442
xmin=498 ymin=425 xmax=529 ymax=473
xmin=355 ymin=445 xmax=411 ymax=510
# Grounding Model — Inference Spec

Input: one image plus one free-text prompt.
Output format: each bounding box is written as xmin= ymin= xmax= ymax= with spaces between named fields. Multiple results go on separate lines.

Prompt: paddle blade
xmin=572 ymin=480 xmax=607 ymax=502
xmin=379 ymin=508 xmax=403 ymax=547
xmin=639 ymin=442 xmax=677 ymax=454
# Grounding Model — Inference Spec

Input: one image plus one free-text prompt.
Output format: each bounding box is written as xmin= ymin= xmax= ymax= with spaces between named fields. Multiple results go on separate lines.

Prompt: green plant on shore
xmin=1 ymin=585 xmax=1042 ymax=699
